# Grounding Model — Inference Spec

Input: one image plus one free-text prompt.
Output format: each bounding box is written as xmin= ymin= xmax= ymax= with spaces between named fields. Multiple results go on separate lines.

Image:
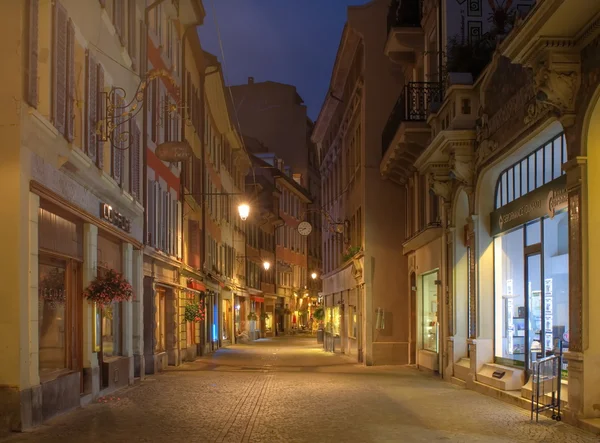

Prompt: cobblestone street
xmin=3 ymin=337 xmax=598 ymax=443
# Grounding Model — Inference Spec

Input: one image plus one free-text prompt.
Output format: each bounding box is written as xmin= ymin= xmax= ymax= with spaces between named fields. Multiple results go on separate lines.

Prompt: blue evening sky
xmin=198 ymin=0 xmax=370 ymax=121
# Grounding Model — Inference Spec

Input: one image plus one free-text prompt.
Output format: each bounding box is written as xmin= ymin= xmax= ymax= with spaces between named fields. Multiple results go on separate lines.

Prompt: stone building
xmin=381 ymin=0 xmax=600 ymax=431
xmin=313 ymin=0 xmax=408 ymax=365
xmin=0 ymin=0 xmax=148 ymax=431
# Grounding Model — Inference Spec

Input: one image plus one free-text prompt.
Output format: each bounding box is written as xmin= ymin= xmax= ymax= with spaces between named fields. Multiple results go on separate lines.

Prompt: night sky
xmin=198 ymin=0 xmax=370 ymax=121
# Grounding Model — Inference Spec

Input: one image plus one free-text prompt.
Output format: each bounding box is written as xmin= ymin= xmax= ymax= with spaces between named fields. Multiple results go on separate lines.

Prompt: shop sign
xmin=100 ymin=203 xmax=131 ymax=233
xmin=490 ymin=175 xmax=567 ymax=236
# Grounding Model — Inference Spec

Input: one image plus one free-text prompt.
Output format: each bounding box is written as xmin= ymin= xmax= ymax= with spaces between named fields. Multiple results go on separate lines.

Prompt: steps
xmin=477 ymin=363 xmax=524 ymax=391
xmin=454 ymin=357 xmax=470 ymax=381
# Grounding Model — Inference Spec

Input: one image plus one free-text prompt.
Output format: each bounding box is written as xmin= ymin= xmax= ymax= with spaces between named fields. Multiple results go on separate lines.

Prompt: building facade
xmin=0 ymin=0 xmax=148 ymax=431
xmin=313 ymin=0 xmax=408 ymax=365
xmin=382 ymin=0 xmax=600 ymax=430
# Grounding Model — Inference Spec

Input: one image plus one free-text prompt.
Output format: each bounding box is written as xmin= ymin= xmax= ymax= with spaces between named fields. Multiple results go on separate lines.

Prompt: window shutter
xmin=139 ymin=20 xmax=146 ymax=74
xmin=113 ymin=0 xmax=125 ymax=46
xmin=176 ymin=200 xmax=182 ymax=258
xmin=26 ymin=0 xmax=39 ymax=107
xmin=157 ymin=186 xmax=162 ymax=249
xmin=186 ymin=72 xmax=192 ymax=123
xmin=66 ymin=18 xmax=75 ymax=142
xmin=129 ymin=119 xmax=140 ymax=200
xmin=128 ymin=0 xmax=137 ymax=71
xmin=189 ymin=220 xmax=199 ymax=268
xmin=96 ymin=63 xmax=105 ymax=169
xmin=153 ymin=181 xmax=160 ymax=248
xmin=163 ymin=97 xmax=170 ymax=143
xmin=111 ymin=92 xmax=123 ymax=185
xmin=85 ymin=51 xmax=98 ymax=162
xmin=151 ymin=81 xmax=158 ymax=143
xmin=52 ymin=1 xmax=68 ymax=136
xmin=147 ymin=179 xmax=155 ymax=245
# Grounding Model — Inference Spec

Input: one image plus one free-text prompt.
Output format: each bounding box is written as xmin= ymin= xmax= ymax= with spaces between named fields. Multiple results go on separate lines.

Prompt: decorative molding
xmin=449 ymin=152 xmax=475 ymax=185
xmin=430 ymin=175 xmax=453 ymax=201
xmin=475 ymin=139 xmax=498 ymax=167
xmin=533 ymin=58 xmax=580 ymax=114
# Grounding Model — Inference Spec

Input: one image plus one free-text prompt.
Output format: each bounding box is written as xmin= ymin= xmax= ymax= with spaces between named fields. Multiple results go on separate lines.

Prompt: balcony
xmin=380 ymin=82 xmax=442 ymax=185
xmin=385 ymin=0 xmax=424 ymax=64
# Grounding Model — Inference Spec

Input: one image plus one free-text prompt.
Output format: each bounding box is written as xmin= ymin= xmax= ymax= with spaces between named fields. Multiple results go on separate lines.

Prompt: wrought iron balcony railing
xmin=387 ymin=0 xmax=423 ymax=34
xmin=381 ymin=82 xmax=443 ymax=156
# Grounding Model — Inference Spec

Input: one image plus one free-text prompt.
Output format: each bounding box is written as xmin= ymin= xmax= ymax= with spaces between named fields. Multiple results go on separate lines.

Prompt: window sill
xmin=39 ymin=368 xmax=76 ymax=384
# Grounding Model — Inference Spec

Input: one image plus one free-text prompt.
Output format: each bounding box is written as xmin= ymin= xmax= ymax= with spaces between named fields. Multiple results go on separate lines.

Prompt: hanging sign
xmin=100 ymin=203 xmax=131 ymax=233
xmin=490 ymin=175 xmax=567 ymax=236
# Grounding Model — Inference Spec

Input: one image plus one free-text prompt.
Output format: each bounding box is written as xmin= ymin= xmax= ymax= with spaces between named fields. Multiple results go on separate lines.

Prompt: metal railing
xmin=381 ymin=82 xmax=443 ymax=156
xmin=387 ymin=0 xmax=423 ymax=34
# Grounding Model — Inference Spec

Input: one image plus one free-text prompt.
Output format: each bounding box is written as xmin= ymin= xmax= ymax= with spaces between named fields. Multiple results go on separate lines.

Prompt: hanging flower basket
xmin=39 ymin=268 xmax=66 ymax=308
xmin=260 ymin=312 xmax=270 ymax=320
xmin=247 ymin=312 xmax=258 ymax=321
xmin=83 ymin=269 xmax=133 ymax=307
xmin=184 ymin=300 xmax=206 ymax=323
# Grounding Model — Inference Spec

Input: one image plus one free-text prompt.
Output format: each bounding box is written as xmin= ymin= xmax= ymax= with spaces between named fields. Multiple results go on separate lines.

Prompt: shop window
xmin=155 ymin=288 xmax=166 ymax=352
xmin=422 ymin=272 xmax=438 ymax=352
xmin=222 ymin=299 xmax=231 ymax=341
xmin=494 ymin=227 xmax=526 ymax=367
xmin=526 ymin=220 xmax=541 ymax=246
xmin=99 ymin=267 xmax=122 ymax=358
xmin=348 ymin=305 xmax=357 ymax=338
xmin=543 ymin=213 xmax=569 ymax=377
xmin=38 ymin=260 xmax=68 ymax=377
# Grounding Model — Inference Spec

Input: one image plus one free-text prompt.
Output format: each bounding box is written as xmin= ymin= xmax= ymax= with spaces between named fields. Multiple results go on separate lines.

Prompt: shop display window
xmin=222 ymin=299 xmax=231 ymax=341
xmin=348 ymin=306 xmax=357 ymax=338
xmin=494 ymin=227 xmax=525 ymax=367
xmin=155 ymin=288 xmax=166 ymax=352
xmin=38 ymin=261 xmax=67 ymax=376
xmin=543 ymin=213 xmax=569 ymax=377
xmin=422 ymin=271 xmax=438 ymax=353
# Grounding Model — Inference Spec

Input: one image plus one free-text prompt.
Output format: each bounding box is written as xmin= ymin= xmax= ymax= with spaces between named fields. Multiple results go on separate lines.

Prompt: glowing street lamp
xmin=263 ymin=261 xmax=271 ymax=271
xmin=238 ymin=203 xmax=250 ymax=221
xmin=311 ymin=272 xmax=318 ymax=280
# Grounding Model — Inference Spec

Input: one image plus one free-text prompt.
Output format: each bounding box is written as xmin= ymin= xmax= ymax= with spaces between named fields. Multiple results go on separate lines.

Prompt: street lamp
xmin=238 ymin=203 xmax=250 ymax=221
xmin=311 ymin=272 xmax=318 ymax=280
xmin=263 ymin=261 xmax=271 ymax=271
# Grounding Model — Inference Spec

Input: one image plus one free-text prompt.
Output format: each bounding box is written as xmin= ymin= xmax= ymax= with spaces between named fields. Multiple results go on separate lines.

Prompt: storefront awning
xmin=251 ymin=295 xmax=265 ymax=303
xmin=186 ymin=279 xmax=206 ymax=292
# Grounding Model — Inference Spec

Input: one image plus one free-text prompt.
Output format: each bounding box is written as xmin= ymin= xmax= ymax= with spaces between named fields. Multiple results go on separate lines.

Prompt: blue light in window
xmin=213 ymin=323 xmax=217 ymax=341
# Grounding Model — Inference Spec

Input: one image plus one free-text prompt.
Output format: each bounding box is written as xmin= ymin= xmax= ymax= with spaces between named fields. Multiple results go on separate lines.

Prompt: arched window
xmin=494 ymin=133 xmax=567 ymax=209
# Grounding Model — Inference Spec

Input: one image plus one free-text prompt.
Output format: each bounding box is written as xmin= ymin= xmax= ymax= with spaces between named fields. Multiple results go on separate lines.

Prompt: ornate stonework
xmin=449 ymin=153 xmax=475 ymax=185
xmin=533 ymin=60 xmax=580 ymax=114
xmin=430 ymin=175 xmax=453 ymax=201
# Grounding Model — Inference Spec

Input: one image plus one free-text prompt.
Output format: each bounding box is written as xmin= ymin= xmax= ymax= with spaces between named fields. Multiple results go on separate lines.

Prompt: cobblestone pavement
xmin=3 ymin=336 xmax=599 ymax=443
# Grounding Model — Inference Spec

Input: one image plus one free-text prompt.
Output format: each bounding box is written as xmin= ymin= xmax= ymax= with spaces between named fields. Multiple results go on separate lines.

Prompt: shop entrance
xmin=525 ymin=252 xmax=543 ymax=371
xmin=410 ymin=273 xmax=417 ymax=364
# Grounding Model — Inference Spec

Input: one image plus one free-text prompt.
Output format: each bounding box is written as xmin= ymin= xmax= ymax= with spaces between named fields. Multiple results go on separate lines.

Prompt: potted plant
xmin=184 ymin=300 xmax=206 ymax=323
xmin=313 ymin=306 xmax=326 ymax=344
xmin=260 ymin=312 xmax=270 ymax=320
xmin=247 ymin=312 xmax=258 ymax=321
xmin=83 ymin=269 xmax=133 ymax=307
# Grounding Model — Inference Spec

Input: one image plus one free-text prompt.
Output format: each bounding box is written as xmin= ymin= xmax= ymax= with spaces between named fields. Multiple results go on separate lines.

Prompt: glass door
xmin=526 ymin=253 xmax=543 ymax=370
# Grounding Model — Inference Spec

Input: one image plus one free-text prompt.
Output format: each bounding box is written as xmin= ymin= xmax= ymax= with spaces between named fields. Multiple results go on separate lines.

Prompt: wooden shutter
xmin=66 ymin=19 xmax=75 ymax=142
xmin=177 ymin=201 xmax=183 ymax=259
xmin=96 ymin=63 xmax=105 ymax=169
xmin=151 ymin=81 xmax=158 ymax=143
xmin=112 ymin=92 xmax=123 ymax=185
xmin=189 ymin=220 xmax=200 ymax=268
xmin=163 ymin=96 xmax=170 ymax=143
xmin=128 ymin=0 xmax=137 ymax=71
xmin=113 ymin=0 xmax=125 ymax=46
xmin=26 ymin=0 xmax=39 ymax=107
xmin=147 ymin=179 xmax=155 ymax=245
xmin=85 ymin=51 xmax=98 ymax=162
xmin=129 ymin=120 xmax=140 ymax=200
xmin=52 ymin=1 xmax=68 ymax=135
xmin=139 ymin=20 xmax=147 ymax=74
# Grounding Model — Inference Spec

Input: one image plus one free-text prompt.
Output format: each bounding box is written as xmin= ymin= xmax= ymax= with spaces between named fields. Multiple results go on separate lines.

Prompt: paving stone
xmin=1 ymin=337 xmax=598 ymax=443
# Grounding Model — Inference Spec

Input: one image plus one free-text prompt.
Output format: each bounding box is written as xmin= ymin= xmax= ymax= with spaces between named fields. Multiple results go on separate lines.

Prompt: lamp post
xmin=263 ymin=261 xmax=271 ymax=271
xmin=311 ymin=272 xmax=318 ymax=280
xmin=238 ymin=203 xmax=250 ymax=221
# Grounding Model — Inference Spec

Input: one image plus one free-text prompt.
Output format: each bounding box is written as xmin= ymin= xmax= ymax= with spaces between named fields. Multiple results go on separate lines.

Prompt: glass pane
xmin=103 ymin=302 xmax=121 ymax=357
xmin=507 ymin=168 xmax=514 ymax=203
xmin=521 ymin=159 xmax=528 ymax=195
xmin=38 ymin=262 xmax=67 ymax=376
xmin=536 ymin=150 xmax=543 ymax=189
xmin=543 ymin=214 xmax=570 ymax=378
xmin=562 ymin=135 xmax=567 ymax=175
xmin=422 ymin=272 xmax=438 ymax=352
xmin=528 ymin=155 xmax=536 ymax=192
xmin=527 ymin=254 xmax=543 ymax=370
xmin=501 ymin=172 xmax=507 ymax=206
xmin=514 ymin=163 xmax=521 ymax=199
xmin=494 ymin=227 xmax=525 ymax=367
xmin=553 ymin=138 xmax=562 ymax=179
xmin=526 ymin=220 xmax=541 ymax=246
xmin=544 ymin=143 xmax=553 ymax=184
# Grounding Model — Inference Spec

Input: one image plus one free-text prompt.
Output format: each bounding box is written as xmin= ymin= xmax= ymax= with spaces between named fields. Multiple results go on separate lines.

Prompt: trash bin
xmin=317 ymin=329 xmax=324 ymax=344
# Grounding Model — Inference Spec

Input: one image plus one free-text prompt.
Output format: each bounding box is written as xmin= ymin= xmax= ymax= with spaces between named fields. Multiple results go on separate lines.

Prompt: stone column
xmin=132 ymin=249 xmax=144 ymax=378
xmin=82 ymin=223 xmax=99 ymax=397
xmin=121 ymin=243 xmax=133 ymax=383
xmin=563 ymin=155 xmax=588 ymax=417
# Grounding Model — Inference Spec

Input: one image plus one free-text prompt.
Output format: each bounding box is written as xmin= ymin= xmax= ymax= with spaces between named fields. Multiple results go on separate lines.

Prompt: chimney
xmin=248 ymin=76 xmax=254 ymax=84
